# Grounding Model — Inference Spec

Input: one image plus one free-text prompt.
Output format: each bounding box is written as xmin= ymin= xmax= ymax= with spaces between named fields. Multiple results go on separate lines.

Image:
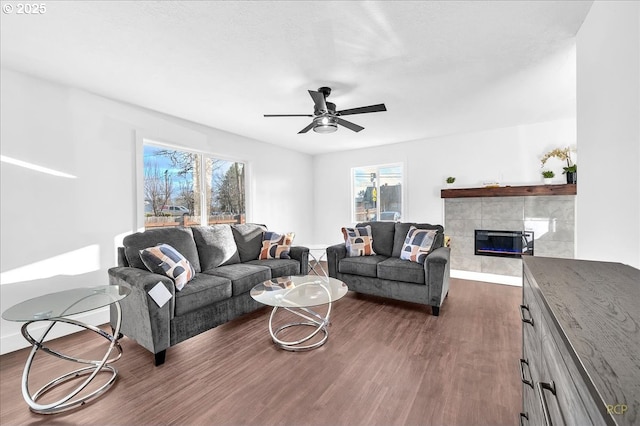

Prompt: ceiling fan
xmin=264 ymin=87 xmax=387 ymax=134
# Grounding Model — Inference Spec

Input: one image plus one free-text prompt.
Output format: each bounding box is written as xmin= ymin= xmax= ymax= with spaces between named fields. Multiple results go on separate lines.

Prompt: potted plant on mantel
xmin=542 ymin=170 xmax=555 ymax=185
xmin=446 ymin=176 xmax=456 ymax=188
xmin=541 ymin=146 xmax=577 ymax=184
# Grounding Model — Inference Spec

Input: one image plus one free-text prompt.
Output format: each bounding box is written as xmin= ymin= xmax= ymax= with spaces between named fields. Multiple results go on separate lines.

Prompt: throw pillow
xmin=342 ymin=225 xmax=376 ymax=257
xmin=231 ymin=223 xmax=268 ymax=262
xmin=400 ymin=226 xmax=437 ymax=263
xmin=191 ymin=225 xmax=240 ymax=271
xmin=259 ymin=231 xmax=295 ymax=260
xmin=140 ymin=243 xmax=195 ymax=291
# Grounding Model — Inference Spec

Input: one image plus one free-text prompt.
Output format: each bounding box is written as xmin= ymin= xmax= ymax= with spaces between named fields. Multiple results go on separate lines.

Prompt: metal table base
xmin=20 ymin=301 xmax=124 ymax=414
xmin=267 ymin=282 xmax=332 ymax=351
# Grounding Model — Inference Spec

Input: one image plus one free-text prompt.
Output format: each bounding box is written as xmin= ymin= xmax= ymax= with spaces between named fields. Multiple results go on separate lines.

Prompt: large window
xmin=143 ymin=143 xmax=246 ymax=229
xmin=352 ymin=164 xmax=403 ymax=223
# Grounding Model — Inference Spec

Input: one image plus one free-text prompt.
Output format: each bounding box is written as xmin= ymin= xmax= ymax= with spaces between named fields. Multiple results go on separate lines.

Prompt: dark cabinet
xmin=520 ymin=257 xmax=640 ymax=426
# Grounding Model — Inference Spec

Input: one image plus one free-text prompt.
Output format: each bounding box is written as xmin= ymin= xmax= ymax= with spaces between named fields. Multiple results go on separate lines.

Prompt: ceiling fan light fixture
xmin=313 ymin=116 xmax=337 ymax=133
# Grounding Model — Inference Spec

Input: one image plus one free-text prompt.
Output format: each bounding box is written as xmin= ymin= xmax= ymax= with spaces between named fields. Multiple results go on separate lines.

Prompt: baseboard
xmin=0 ymin=307 xmax=110 ymax=356
xmin=451 ymin=269 xmax=522 ymax=286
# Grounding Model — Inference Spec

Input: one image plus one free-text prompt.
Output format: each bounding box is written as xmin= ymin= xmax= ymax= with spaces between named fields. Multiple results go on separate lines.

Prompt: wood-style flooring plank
xmin=0 ymin=278 xmax=521 ymax=425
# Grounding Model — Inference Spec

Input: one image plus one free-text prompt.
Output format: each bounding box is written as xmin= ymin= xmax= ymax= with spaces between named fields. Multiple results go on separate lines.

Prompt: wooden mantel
xmin=441 ymin=184 xmax=577 ymax=198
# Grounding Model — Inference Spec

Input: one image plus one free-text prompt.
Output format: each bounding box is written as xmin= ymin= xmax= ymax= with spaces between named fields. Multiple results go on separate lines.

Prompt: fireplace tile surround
xmin=442 ymin=186 xmax=576 ymax=280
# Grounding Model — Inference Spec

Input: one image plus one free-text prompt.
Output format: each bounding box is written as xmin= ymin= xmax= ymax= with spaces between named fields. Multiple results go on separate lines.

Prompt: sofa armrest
xmin=326 ymin=243 xmax=347 ymax=278
xmin=424 ymin=247 xmax=450 ymax=307
xmin=108 ymin=266 xmax=175 ymax=355
xmin=289 ymin=246 xmax=310 ymax=275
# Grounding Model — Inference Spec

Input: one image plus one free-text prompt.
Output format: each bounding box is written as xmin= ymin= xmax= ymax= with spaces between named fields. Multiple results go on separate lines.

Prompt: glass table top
xmin=251 ymin=275 xmax=348 ymax=308
xmin=2 ymin=284 xmax=131 ymax=322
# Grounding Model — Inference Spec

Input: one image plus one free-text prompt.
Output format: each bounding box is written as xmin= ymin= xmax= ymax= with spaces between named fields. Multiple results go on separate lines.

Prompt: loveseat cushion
xmin=339 ymin=255 xmax=387 ymax=278
xmin=392 ymin=223 xmax=445 ymax=257
xmin=357 ymin=222 xmax=395 ymax=257
xmin=377 ymin=257 xmax=425 ymax=284
xmin=206 ymin=263 xmax=271 ymax=296
xmin=174 ymin=273 xmax=232 ymax=316
xmin=124 ymin=227 xmax=201 ymax=273
xmin=231 ymin=224 xmax=267 ymax=262
xmin=246 ymin=259 xmax=300 ymax=278
xmin=191 ymin=225 xmax=241 ymax=270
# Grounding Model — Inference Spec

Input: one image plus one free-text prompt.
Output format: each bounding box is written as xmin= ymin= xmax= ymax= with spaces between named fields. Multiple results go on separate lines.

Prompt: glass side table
xmin=2 ymin=284 xmax=131 ymax=414
xmin=305 ymin=244 xmax=331 ymax=277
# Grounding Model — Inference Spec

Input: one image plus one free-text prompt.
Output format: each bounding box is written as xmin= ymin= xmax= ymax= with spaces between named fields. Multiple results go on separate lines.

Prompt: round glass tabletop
xmin=2 ymin=284 xmax=131 ymax=322
xmin=251 ymin=275 xmax=348 ymax=308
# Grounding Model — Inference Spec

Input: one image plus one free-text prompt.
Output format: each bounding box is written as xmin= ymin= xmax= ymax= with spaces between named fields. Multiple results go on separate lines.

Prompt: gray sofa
xmin=108 ymin=223 xmax=308 ymax=365
xmin=327 ymin=222 xmax=450 ymax=316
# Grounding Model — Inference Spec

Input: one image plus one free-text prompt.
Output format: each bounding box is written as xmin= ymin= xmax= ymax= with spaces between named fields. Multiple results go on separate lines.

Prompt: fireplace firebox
xmin=474 ymin=230 xmax=534 ymax=258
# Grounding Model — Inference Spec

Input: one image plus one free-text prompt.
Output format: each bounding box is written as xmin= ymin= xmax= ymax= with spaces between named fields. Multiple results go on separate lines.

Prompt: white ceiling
xmin=0 ymin=1 xmax=592 ymax=155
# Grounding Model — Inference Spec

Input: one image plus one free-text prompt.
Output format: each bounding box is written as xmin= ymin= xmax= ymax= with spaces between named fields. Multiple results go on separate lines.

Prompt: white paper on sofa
xmin=148 ymin=282 xmax=172 ymax=308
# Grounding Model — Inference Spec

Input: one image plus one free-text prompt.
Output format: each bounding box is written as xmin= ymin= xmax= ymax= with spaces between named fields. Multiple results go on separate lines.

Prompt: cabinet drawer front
xmin=522 ymin=376 xmax=544 ymax=426
xmin=540 ymin=322 xmax=593 ymax=426
xmin=522 ymin=326 xmax=540 ymax=383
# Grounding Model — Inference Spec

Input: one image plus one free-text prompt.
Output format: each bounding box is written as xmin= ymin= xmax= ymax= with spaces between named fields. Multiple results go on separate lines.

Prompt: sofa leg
xmin=432 ymin=306 xmax=440 ymax=316
xmin=154 ymin=350 xmax=166 ymax=366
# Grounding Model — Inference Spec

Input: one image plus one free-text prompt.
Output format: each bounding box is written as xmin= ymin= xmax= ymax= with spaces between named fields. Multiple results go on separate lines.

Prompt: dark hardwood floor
xmin=0 ymin=278 xmax=522 ymax=426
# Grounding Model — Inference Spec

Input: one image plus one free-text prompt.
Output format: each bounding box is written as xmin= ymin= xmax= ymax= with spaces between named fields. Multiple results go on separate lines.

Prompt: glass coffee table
xmin=250 ymin=275 xmax=347 ymax=351
xmin=1 ymin=284 xmax=131 ymax=414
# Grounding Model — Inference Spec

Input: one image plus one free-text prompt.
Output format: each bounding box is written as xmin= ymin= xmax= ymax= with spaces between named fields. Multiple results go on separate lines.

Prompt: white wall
xmin=576 ymin=1 xmax=640 ymax=268
xmin=0 ymin=69 xmax=314 ymax=354
xmin=312 ymin=119 xmax=576 ymax=245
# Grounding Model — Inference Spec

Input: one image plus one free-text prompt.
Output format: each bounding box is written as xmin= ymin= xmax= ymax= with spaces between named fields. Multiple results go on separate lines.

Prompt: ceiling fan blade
xmin=337 ymin=103 xmax=387 ymax=116
xmin=264 ymin=114 xmax=313 ymax=117
xmin=298 ymin=121 xmax=316 ymax=134
xmin=336 ymin=117 xmax=364 ymax=132
xmin=308 ymin=90 xmax=328 ymax=113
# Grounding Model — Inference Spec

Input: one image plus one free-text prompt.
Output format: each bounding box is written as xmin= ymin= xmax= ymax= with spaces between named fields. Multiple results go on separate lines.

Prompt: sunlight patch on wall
xmin=0 ymin=245 xmax=100 ymax=285
xmin=1 ymin=155 xmax=77 ymax=179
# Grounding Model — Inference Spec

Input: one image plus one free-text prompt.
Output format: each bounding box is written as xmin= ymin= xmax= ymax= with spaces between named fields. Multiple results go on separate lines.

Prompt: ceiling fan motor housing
xmin=317 ymin=102 xmax=336 ymax=115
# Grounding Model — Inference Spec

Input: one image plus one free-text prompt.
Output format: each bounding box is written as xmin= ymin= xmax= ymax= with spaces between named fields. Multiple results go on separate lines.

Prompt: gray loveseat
xmin=108 ymin=223 xmax=308 ymax=365
xmin=327 ymin=222 xmax=450 ymax=316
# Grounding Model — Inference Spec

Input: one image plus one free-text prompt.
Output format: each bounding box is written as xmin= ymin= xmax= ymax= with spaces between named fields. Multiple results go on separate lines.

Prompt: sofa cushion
xmin=357 ymin=222 xmax=395 ymax=257
xmin=400 ymin=226 xmax=438 ymax=264
xmin=124 ymin=227 xmax=201 ymax=273
xmin=206 ymin=263 xmax=271 ymax=296
xmin=174 ymin=273 xmax=232 ymax=316
xmin=247 ymin=259 xmax=300 ymax=278
xmin=342 ymin=226 xmax=376 ymax=257
xmin=231 ymin=223 xmax=268 ymax=262
xmin=339 ymin=255 xmax=387 ymax=278
xmin=139 ymin=244 xmax=195 ymax=291
xmin=392 ymin=223 xmax=445 ymax=257
xmin=377 ymin=257 xmax=425 ymax=284
xmin=191 ymin=225 xmax=241 ymax=270
xmin=259 ymin=231 xmax=295 ymax=259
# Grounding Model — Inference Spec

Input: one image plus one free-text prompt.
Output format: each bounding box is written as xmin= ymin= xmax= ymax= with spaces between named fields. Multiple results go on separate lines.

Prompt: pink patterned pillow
xmin=139 ymin=244 xmax=195 ymax=291
xmin=259 ymin=231 xmax=295 ymax=259
xmin=400 ymin=226 xmax=437 ymax=263
xmin=341 ymin=225 xmax=376 ymax=257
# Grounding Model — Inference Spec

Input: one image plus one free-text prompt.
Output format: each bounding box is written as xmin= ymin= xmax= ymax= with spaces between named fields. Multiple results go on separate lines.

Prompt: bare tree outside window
xmin=144 ymin=161 xmax=173 ymax=216
xmin=143 ymin=143 xmax=246 ymax=229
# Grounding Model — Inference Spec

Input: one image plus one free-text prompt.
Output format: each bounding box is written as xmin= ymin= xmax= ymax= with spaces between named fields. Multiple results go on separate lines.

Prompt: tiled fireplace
xmin=442 ymin=185 xmax=576 ymax=280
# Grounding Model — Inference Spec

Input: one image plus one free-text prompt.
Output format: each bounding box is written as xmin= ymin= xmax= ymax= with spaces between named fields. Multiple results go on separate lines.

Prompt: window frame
xmin=136 ymin=134 xmax=249 ymax=230
xmin=350 ymin=162 xmax=404 ymax=224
